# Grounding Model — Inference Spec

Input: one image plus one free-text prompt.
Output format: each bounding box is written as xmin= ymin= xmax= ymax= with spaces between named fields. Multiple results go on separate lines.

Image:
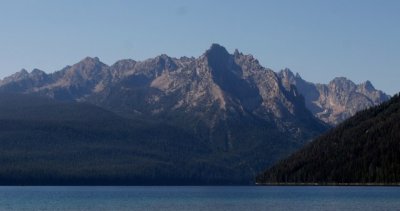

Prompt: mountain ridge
xmin=278 ymin=68 xmax=389 ymax=124
xmin=0 ymin=45 xmax=388 ymax=126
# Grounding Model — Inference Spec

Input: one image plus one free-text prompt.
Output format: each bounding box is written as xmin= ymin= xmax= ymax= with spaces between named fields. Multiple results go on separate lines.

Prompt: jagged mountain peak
xmin=111 ymin=59 xmax=136 ymax=68
xmin=1 ymin=68 xmax=30 ymax=83
xmin=203 ymin=43 xmax=244 ymax=77
xmin=29 ymin=69 xmax=48 ymax=81
xmin=19 ymin=68 xmax=29 ymax=74
xmin=29 ymin=68 xmax=48 ymax=78
xmin=233 ymin=49 xmax=241 ymax=57
xmin=31 ymin=68 xmax=46 ymax=75
xmin=208 ymin=43 xmax=229 ymax=52
xmin=68 ymin=56 xmax=107 ymax=73
xmin=204 ymin=43 xmax=231 ymax=61
xmin=69 ymin=57 xmax=106 ymax=73
xmin=110 ymin=59 xmax=137 ymax=75
xmin=330 ymin=76 xmax=355 ymax=84
xmin=80 ymin=56 xmax=101 ymax=63
xmin=59 ymin=57 xmax=108 ymax=79
xmin=281 ymin=67 xmax=292 ymax=73
xmin=155 ymin=54 xmax=178 ymax=69
xmin=278 ymin=68 xmax=306 ymax=92
xmin=329 ymin=77 xmax=357 ymax=92
xmin=16 ymin=68 xmax=29 ymax=77
xmin=204 ymin=44 xmax=259 ymax=67
xmin=156 ymin=54 xmax=171 ymax=60
xmin=179 ymin=56 xmax=195 ymax=62
xmin=359 ymin=80 xmax=375 ymax=92
xmin=278 ymin=68 xmax=303 ymax=81
xmin=279 ymin=71 xmax=389 ymax=125
xmin=279 ymin=68 xmax=295 ymax=78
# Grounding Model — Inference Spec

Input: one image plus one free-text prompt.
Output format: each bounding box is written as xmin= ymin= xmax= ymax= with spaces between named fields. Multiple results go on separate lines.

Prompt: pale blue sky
xmin=0 ymin=0 xmax=399 ymax=94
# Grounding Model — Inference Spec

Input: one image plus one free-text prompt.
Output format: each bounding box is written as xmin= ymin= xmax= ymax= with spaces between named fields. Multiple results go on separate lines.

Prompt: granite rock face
xmin=278 ymin=69 xmax=389 ymax=125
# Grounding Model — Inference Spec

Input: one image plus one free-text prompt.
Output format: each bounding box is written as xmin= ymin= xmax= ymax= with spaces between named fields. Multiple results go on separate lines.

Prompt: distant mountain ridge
xmin=279 ymin=69 xmax=389 ymax=125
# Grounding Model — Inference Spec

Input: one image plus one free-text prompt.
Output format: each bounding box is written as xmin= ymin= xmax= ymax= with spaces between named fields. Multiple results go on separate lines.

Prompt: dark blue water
xmin=0 ymin=186 xmax=398 ymax=210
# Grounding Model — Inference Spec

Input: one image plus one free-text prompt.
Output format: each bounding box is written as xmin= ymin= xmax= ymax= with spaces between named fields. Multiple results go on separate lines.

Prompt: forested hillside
xmin=0 ymin=93 xmax=225 ymax=185
xmin=0 ymin=93 xmax=318 ymax=185
xmin=257 ymin=93 xmax=400 ymax=185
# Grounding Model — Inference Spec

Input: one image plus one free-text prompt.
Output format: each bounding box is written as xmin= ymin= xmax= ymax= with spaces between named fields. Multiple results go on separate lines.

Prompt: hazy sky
xmin=0 ymin=0 xmax=399 ymax=94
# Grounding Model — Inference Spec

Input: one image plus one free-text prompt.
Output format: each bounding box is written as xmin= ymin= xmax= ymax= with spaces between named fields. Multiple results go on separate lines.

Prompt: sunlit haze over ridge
xmin=0 ymin=0 xmax=399 ymax=95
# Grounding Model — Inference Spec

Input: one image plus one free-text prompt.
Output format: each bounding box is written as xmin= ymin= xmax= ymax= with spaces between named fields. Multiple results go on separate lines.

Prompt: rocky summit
xmin=279 ymin=69 xmax=389 ymax=125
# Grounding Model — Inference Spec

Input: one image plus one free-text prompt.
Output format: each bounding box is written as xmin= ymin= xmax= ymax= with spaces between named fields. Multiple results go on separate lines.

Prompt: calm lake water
xmin=0 ymin=186 xmax=399 ymax=210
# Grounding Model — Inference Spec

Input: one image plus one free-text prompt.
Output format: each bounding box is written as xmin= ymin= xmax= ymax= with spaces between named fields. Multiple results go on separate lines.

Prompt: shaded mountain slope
xmin=0 ymin=93 xmax=238 ymax=185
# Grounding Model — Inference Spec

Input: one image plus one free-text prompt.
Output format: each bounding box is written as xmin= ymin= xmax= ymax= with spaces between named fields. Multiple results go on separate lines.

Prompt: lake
xmin=0 ymin=186 xmax=399 ymax=210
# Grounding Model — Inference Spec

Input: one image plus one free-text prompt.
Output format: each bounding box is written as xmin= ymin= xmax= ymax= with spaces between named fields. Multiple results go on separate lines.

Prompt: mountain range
xmin=279 ymin=69 xmax=389 ymax=125
xmin=0 ymin=44 xmax=389 ymax=184
xmin=0 ymin=45 xmax=388 ymax=126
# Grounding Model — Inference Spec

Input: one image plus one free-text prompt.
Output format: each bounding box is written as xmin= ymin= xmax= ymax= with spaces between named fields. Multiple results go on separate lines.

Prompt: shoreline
xmin=256 ymin=182 xmax=400 ymax=186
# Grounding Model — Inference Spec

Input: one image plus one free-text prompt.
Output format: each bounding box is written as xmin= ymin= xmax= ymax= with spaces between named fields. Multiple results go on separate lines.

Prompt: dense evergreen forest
xmin=257 ymin=93 xmax=400 ymax=185
xmin=0 ymin=93 xmax=238 ymax=185
xmin=0 ymin=93 xmax=305 ymax=185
